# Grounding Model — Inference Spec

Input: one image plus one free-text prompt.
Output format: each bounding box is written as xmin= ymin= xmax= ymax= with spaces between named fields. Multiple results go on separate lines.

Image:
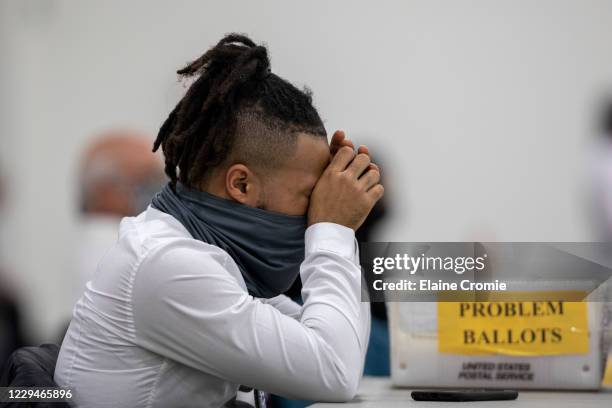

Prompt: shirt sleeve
xmin=260 ymin=294 xmax=302 ymax=320
xmin=131 ymin=222 xmax=370 ymax=402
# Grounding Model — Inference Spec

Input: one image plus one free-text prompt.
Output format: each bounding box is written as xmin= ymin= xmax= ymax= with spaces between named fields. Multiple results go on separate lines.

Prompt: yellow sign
xmin=438 ymin=300 xmax=589 ymax=356
xmin=603 ymin=352 xmax=612 ymax=388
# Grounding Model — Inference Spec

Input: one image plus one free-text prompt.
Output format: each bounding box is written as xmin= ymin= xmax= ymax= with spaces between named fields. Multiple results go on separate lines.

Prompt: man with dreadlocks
xmin=55 ymin=34 xmax=383 ymax=407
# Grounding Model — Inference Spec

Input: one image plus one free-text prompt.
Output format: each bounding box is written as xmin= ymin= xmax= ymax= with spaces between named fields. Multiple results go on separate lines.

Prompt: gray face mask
xmin=151 ymin=182 xmax=306 ymax=298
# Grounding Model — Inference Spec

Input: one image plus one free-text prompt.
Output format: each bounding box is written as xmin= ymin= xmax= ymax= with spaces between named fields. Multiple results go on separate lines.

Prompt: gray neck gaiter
xmin=151 ymin=182 xmax=306 ymax=298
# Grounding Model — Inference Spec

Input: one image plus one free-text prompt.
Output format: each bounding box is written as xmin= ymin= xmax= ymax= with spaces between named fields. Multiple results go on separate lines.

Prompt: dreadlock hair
xmin=152 ymin=33 xmax=327 ymax=189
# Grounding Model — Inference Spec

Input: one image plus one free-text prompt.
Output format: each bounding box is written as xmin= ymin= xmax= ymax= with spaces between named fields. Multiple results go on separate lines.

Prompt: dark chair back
xmin=0 ymin=344 xmax=70 ymax=407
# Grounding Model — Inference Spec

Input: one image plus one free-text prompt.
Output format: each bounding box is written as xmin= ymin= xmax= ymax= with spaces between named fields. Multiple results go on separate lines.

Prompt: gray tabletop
xmin=311 ymin=377 xmax=612 ymax=407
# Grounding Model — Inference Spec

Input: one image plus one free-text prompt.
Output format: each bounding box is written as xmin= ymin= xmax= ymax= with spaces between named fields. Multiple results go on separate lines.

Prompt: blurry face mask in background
xmin=74 ymin=171 xmax=166 ymax=302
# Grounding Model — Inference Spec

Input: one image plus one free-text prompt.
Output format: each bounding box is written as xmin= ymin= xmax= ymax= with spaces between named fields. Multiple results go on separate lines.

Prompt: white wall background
xmin=1 ymin=0 xmax=612 ymax=340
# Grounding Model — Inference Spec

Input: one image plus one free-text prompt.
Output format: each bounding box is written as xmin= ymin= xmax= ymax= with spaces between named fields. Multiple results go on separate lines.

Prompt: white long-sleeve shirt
xmin=54 ymin=206 xmax=370 ymax=408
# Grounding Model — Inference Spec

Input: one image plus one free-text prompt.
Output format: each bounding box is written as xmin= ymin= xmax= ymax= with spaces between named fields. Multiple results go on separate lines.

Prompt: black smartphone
xmin=411 ymin=389 xmax=518 ymax=402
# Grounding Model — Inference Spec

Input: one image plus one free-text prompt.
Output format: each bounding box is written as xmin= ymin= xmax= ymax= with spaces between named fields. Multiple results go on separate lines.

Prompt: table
xmin=311 ymin=377 xmax=612 ymax=407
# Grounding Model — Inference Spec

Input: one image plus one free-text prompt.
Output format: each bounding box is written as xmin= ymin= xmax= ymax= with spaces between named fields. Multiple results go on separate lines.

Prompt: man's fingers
xmin=330 ymin=130 xmax=345 ymax=147
xmin=330 ymin=130 xmax=354 ymax=155
xmin=328 ymin=146 xmax=356 ymax=172
xmin=357 ymin=145 xmax=369 ymax=155
xmin=368 ymin=184 xmax=385 ymax=202
xmin=358 ymin=168 xmax=380 ymax=190
xmin=335 ymin=139 xmax=354 ymax=153
xmin=345 ymin=153 xmax=371 ymax=178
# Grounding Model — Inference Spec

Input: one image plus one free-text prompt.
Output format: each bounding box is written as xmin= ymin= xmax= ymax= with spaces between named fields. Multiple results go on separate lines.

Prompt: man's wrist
xmin=305 ymin=222 xmax=356 ymax=260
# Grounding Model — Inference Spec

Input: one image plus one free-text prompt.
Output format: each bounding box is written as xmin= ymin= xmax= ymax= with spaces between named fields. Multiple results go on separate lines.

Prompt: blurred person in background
xmin=73 ymin=131 xmax=165 ymax=303
xmin=593 ymin=101 xmax=612 ymax=241
xmin=592 ymin=100 xmax=612 ymax=387
xmin=0 ymin=170 xmax=27 ymax=369
xmin=356 ymin=187 xmax=390 ymax=378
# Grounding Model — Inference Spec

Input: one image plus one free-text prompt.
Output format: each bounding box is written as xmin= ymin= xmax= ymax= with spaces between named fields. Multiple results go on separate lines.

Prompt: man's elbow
xmin=318 ymin=367 xmax=360 ymax=402
xmin=334 ymin=377 xmax=360 ymax=402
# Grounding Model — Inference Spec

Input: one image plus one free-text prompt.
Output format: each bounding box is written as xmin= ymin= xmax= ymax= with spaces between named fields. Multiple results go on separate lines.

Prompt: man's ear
xmin=225 ymin=163 xmax=261 ymax=206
